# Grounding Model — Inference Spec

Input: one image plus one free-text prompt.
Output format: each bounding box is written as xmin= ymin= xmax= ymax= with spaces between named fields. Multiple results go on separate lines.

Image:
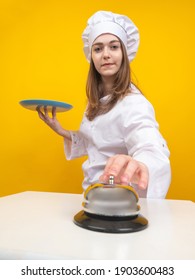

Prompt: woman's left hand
xmin=99 ymin=154 xmax=149 ymax=190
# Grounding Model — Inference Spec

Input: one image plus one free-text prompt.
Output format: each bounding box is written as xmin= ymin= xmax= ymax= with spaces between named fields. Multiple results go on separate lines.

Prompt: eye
xmin=93 ymin=47 xmax=102 ymax=53
xmin=110 ymin=44 xmax=120 ymax=50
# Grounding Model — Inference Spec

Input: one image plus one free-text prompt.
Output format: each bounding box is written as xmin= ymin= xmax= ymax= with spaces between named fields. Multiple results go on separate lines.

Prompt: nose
xmin=103 ymin=47 xmax=110 ymax=59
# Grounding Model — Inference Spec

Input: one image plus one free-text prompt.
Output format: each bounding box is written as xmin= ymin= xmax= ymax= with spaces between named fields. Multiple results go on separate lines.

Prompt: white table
xmin=0 ymin=191 xmax=194 ymax=260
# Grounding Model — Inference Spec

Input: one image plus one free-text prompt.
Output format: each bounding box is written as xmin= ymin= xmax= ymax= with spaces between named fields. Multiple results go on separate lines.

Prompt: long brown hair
xmin=85 ymin=40 xmax=132 ymax=121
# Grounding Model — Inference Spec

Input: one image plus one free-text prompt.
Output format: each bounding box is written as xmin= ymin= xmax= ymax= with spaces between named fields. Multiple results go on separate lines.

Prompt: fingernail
xmin=121 ymin=176 xmax=129 ymax=184
xmin=139 ymin=183 xmax=147 ymax=189
xmin=99 ymin=175 xmax=106 ymax=182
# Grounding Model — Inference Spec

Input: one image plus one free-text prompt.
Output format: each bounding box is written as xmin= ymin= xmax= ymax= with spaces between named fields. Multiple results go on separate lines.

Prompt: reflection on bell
xmin=73 ymin=177 xmax=148 ymax=233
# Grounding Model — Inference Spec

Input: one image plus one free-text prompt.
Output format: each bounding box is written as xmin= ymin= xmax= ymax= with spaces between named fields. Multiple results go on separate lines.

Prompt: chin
xmin=101 ymin=71 xmax=117 ymax=77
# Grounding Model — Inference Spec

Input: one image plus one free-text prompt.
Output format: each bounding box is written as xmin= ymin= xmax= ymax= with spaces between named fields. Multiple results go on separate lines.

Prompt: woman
xmin=37 ymin=11 xmax=171 ymax=198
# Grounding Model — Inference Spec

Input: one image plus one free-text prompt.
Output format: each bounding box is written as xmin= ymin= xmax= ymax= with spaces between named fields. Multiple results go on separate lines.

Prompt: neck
xmin=102 ymin=76 xmax=114 ymax=96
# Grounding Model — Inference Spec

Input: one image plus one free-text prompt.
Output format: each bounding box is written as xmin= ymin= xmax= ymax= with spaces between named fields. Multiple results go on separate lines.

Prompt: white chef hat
xmin=82 ymin=11 xmax=140 ymax=63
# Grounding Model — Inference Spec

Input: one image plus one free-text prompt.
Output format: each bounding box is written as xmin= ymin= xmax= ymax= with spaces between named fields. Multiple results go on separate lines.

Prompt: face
xmin=91 ymin=34 xmax=123 ymax=80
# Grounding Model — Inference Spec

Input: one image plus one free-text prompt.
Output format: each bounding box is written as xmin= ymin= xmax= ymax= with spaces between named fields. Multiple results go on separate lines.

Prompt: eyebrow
xmin=92 ymin=40 xmax=120 ymax=46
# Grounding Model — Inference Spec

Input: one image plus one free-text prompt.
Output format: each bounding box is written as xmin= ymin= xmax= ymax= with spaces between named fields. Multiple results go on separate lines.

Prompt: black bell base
xmin=73 ymin=210 xmax=148 ymax=233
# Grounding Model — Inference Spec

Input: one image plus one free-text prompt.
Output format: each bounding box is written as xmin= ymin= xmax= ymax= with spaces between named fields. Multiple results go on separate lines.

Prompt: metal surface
xmin=109 ymin=175 xmax=115 ymax=185
xmin=83 ymin=187 xmax=140 ymax=216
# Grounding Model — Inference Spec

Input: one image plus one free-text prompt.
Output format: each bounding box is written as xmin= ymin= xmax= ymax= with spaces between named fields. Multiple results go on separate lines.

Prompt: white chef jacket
xmin=64 ymin=87 xmax=171 ymax=198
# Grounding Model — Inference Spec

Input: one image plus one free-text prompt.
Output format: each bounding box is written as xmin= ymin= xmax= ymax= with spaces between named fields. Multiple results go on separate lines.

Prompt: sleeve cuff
xmin=133 ymin=150 xmax=171 ymax=199
xmin=64 ymin=131 xmax=87 ymax=160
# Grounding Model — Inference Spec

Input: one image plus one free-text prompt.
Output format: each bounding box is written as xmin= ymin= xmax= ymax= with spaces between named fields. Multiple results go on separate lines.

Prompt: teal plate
xmin=19 ymin=99 xmax=73 ymax=113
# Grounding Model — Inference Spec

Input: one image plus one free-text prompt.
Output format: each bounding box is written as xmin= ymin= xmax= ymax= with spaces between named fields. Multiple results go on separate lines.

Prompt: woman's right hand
xmin=37 ymin=106 xmax=71 ymax=140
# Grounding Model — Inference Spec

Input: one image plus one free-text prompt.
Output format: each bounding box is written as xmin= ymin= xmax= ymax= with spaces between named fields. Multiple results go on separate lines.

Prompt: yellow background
xmin=0 ymin=0 xmax=194 ymax=200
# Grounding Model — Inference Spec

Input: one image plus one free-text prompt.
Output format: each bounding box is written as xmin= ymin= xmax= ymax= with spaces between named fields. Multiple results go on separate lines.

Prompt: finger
xmin=36 ymin=105 xmax=41 ymax=112
xmin=36 ymin=107 xmax=46 ymax=121
xmin=122 ymin=161 xmax=148 ymax=189
xmin=137 ymin=164 xmax=149 ymax=189
xmin=120 ymin=159 xmax=138 ymax=185
xmin=99 ymin=156 xmax=116 ymax=182
xmin=52 ymin=106 xmax=56 ymax=118
xmin=100 ymin=155 xmax=129 ymax=182
xmin=36 ymin=105 xmax=43 ymax=115
xmin=44 ymin=106 xmax=49 ymax=117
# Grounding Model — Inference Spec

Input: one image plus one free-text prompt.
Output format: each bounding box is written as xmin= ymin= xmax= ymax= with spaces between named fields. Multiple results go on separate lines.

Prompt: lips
xmin=101 ymin=63 xmax=114 ymax=67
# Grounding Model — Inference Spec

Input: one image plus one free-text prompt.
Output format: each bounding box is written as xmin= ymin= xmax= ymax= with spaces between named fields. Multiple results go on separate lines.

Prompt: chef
xmin=37 ymin=11 xmax=171 ymax=198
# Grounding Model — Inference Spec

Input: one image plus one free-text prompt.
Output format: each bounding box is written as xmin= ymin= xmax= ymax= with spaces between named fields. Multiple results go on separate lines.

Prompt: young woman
xmin=37 ymin=11 xmax=171 ymax=198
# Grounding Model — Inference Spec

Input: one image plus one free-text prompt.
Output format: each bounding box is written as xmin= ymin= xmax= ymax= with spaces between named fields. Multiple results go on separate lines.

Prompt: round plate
xmin=19 ymin=99 xmax=73 ymax=113
xmin=73 ymin=210 xmax=148 ymax=233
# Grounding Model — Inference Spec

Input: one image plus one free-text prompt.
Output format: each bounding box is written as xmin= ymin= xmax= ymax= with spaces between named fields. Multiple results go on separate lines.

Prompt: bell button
xmin=109 ymin=175 xmax=115 ymax=185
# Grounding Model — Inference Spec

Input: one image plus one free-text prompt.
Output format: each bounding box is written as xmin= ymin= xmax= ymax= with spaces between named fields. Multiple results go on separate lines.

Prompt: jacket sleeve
xmin=122 ymin=94 xmax=171 ymax=198
xmin=64 ymin=130 xmax=87 ymax=160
